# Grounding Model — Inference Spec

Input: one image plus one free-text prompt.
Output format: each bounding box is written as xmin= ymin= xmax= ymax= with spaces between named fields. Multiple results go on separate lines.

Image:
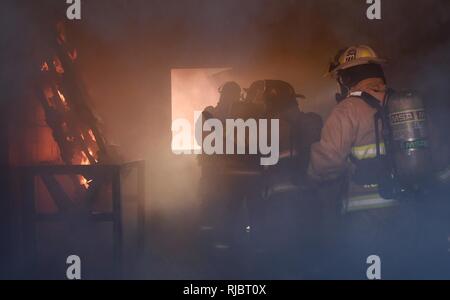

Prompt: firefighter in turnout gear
xmin=309 ymin=45 xmax=395 ymax=212
xmin=197 ymin=81 xmax=243 ymax=251
xmin=308 ymin=45 xmax=421 ymax=278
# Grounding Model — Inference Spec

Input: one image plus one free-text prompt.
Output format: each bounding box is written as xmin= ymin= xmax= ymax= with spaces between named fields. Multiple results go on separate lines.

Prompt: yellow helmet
xmin=326 ymin=45 xmax=387 ymax=77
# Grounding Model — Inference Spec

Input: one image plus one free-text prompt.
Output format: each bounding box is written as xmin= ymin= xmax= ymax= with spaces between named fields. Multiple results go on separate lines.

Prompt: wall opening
xmin=171 ymin=68 xmax=232 ymax=153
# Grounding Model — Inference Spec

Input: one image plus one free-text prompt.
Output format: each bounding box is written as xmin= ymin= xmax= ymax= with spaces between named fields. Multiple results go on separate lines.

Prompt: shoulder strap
xmin=349 ymin=91 xmax=384 ymax=112
xmin=349 ymin=91 xmax=387 ymax=159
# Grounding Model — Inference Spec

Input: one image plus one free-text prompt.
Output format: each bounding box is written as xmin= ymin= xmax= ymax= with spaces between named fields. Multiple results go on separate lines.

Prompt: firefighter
xmin=197 ymin=81 xmax=242 ymax=171
xmin=197 ymin=81 xmax=244 ymax=251
xmin=308 ymin=45 xmax=392 ymax=206
xmin=203 ymin=81 xmax=241 ymax=121
xmin=308 ymin=45 xmax=420 ymax=279
xmin=251 ymin=80 xmax=323 ymax=276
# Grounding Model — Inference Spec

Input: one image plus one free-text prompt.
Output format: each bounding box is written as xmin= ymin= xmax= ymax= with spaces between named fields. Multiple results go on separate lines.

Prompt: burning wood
xmin=36 ymin=22 xmax=111 ymax=191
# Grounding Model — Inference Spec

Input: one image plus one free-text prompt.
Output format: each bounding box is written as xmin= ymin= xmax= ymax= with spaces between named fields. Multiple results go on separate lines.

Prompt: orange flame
xmin=78 ymin=151 xmax=92 ymax=189
xmin=89 ymin=148 xmax=98 ymax=163
xmin=57 ymin=89 xmax=68 ymax=105
xmin=68 ymin=49 xmax=78 ymax=61
xmin=41 ymin=62 xmax=49 ymax=72
xmin=79 ymin=176 xmax=93 ymax=189
xmin=53 ymin=57 xmax=65 ymax=74
xmin=77 ymin=148 xmax=98 ymax=190
xmin=88 ymin=129 xmax=97 ymax=143
xmin=80 ymin=151 xmax=90 ymax=165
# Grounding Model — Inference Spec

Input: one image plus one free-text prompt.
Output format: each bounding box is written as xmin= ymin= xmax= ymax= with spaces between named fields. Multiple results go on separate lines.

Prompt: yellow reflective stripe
xmin=345 ymin=194 xmax=398 ymax=212
xmin=351 ymin=143 xmax=386 ymax=160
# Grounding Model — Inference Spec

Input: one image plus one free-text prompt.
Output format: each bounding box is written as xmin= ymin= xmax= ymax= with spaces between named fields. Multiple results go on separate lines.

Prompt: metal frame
xmin=20 ymin=160 xmax=146 ymax=279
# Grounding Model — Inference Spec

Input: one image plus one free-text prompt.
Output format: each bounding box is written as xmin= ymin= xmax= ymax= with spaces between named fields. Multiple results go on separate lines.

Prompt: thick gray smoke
xmin=1 ymin=0 xmax=449 ymax=279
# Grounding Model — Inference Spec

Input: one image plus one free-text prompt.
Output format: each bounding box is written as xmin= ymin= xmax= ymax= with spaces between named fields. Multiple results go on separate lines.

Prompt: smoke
xmin=69 ymin=0 xmax=450 ymax=268
xmin=1 ymin=0 xmax=450 ymax=278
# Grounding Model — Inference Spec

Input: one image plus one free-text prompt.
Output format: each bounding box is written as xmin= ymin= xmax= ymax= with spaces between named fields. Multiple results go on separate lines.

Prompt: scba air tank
xmin=387 ymin=91 xmax=432 ymax=187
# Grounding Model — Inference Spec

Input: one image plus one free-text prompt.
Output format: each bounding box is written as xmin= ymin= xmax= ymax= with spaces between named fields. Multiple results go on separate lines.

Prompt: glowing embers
xmin=79 ymin=175 xmax=93 ymax=190
xmin=57 ymin=88 xmax=69 ymax=110
xmin=41 ymin=85 xmax=70 ymax=111
xmin=53 ymin=57 xmax=65 ymax=74
xmin=35 ymin=22 xmax=106 ymax=195
xmin=38 ymin=59 xmax=100 ymax=190
xmin=79 ymin=146 xmax=98 ymax=165
xmin=88 ymin=148 xmax=96 ymax=161
xmin=76 ymin=150 xmax=96 ymax=189
xmin=79 ymin=151 xmax=90 ymax=165
xmin=88 ymin=129 xmax=97 ymax=143
xmin=41 ymin=62 xmax=49 ymax=72
xmin=76 ymin=126 xmax=101 ymax=178
xmin=68 ymin=49 xmax=77 ymax=61
xmin=75 ymin=145 xmax=99 ymax=189
xmin=56 ymin=22 xmax=77 ymax=62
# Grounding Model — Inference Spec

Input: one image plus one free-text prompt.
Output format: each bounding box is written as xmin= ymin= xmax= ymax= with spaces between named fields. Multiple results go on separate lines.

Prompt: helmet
xmin=218 ymin=81 xmax=241 ymax=96
xmin=245 ymin=80 xmax=305 ymax=104
xmin=326 ymin=45 xmax=386 ymax=77
xmin=244 ymin=80 xmax=266 ymax=104
xmin=244 ymin=80 xmax=305 ymax=114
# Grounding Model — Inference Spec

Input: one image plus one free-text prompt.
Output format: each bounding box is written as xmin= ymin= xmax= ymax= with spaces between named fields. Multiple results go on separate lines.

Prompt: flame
xmin=53 ymin=57 xmax=65 ymax=74
xmin=79 ymin=176 xmax=93 ymax=189
xmin=41 ymin=62 xmax=49 ymax=72
xmin=68 ymin=49 xmax=77 ymax=61
xmin=78 ymin=151 xmax=92 ymax=189
xmin=80 ymin=151 xmax=90 ymax=165
xmin=77 ymin=149 xmax=97 ymax=189
xmin=80 ymin=148 xmax=98 ymax=165
xmin=40 ymin=23 xmax=94 ymax=191
xmin=88 ymin=148 xmax=98 ymax=163
xmin=88 ymin=129 xmax=97 ymax=142
xmin=57 ymin=89 xmax=68 ymax=105
xmin=57 ymin=22 xmax=67 ymax=45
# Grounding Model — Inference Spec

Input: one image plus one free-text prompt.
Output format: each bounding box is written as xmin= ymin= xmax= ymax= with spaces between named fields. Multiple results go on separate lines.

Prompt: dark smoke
xmin=1 ymin=0 xmax=449 ymax=279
